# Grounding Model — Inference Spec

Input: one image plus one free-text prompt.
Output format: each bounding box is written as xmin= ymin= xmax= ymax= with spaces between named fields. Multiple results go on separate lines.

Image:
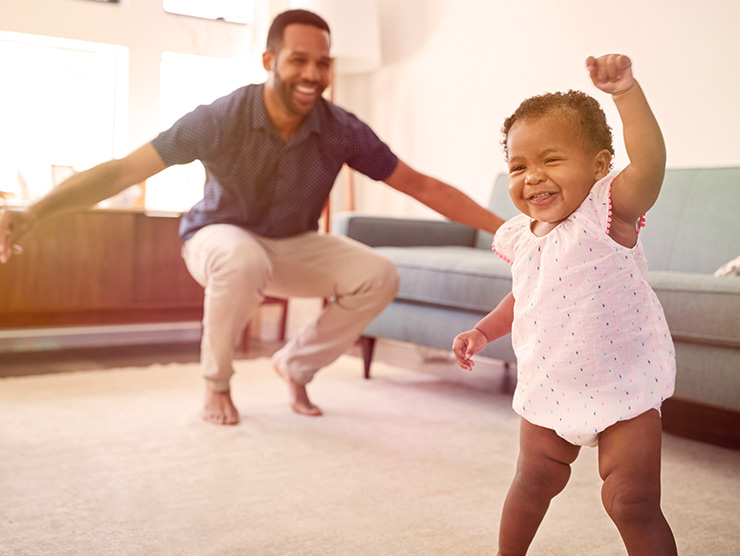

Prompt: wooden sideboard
xmin=0 ymin=209 xmax=204 ymax=328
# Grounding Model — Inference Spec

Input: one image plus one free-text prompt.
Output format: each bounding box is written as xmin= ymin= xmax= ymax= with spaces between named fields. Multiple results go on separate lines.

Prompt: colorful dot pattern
xmin=493 ymin=175 xmax=676 ymax=446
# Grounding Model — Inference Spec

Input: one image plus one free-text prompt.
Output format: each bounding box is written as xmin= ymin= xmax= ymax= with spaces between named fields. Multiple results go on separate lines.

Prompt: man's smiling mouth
xmin=295 ymin=84 xmax=319 ymax=102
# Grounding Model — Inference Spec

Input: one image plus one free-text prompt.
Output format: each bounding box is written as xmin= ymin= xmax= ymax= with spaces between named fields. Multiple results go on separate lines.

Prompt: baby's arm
xmin=587 ymin=54 xmax=666 ymax=246
xmin=452 ymin=292 xmax=515 ymax=371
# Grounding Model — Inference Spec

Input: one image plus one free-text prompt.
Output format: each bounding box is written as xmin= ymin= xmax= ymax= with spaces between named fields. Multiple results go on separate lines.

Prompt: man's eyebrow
xmin=287 ymin=50 xmax=331 ymax=61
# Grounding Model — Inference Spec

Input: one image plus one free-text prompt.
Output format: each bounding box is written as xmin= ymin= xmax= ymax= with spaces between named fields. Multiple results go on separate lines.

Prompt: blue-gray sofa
xmin=335 ymin=167 xmax=740 ymax=448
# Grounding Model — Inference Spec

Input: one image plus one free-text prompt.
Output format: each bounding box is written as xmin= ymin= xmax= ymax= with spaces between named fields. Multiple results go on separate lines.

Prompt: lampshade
xmin=288 ymin=0 xmax=382 ymax=75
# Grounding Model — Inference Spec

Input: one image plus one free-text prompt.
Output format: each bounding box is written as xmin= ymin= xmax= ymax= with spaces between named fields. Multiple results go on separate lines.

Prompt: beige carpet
xmin=0 ymin=353 xmax=738 ymax=556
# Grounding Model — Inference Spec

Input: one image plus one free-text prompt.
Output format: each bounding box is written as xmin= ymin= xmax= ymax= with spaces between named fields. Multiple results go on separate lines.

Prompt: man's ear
xmin=262 ymin=50 xmax=273 ymax=72
xmin=593 ymin=149 xmax=612 ymax=181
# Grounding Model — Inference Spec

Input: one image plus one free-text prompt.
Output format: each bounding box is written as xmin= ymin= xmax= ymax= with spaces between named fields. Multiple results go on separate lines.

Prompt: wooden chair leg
xmin=241 ymin=324 xmax=251 ymax=353
xmin=501 ymin=361 xmax=515 ymax=394
xmin=276 ymin=298 xmax=288 ymax=342
xmin=241 ymin=297 xmax=289 ymax=353
xmin=359 ymin=335 xmax=376 ymax=379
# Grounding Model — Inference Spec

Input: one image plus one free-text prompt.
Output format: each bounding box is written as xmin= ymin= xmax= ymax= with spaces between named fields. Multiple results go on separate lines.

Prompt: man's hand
xmin=0 ymin=207 xmax=36 ymax=263
xmin=587 ymin=54 xmax=635 ymax=96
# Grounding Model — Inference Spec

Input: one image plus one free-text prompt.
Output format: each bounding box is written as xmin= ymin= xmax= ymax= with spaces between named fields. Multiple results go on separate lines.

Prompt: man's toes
xmin=224 ymin=412 xmax=239 ymax=425
xmin=291 ymin=402 xmax=323 ymax=417
xmin=201 ymin=409 xmax=239 ymax=426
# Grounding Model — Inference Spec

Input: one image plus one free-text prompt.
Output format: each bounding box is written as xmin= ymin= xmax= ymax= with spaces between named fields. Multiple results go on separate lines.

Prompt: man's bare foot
xmin=273 ymin=365 xmax=322 ymax=417
xmin=202 ymin=386 xmax=240 ymax=425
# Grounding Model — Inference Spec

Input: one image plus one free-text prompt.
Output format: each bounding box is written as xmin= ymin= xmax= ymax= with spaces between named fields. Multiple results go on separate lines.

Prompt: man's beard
xmin=273 ymin=68 xmax=321 ymax=117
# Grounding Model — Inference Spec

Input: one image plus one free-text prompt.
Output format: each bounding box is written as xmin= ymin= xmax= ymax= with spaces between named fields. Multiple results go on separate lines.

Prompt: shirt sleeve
xmin=492 ymin=215 xmax=529 ymax=264
xmin=341 ymin=111 xmax=398 ymax=181
xmin=151 ymin=88 xmax=245 ymax=167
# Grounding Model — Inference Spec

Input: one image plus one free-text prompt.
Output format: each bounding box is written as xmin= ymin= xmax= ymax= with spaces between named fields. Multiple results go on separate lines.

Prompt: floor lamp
xmin=288 ymin=0 xmax=382 ymax=218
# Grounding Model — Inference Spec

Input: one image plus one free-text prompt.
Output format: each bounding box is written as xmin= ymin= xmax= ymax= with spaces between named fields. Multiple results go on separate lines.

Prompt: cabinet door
xmin=132 ymin=213 xmax=204 ymax=307
xmin=0 ymin=211 xmax=203 ymax=327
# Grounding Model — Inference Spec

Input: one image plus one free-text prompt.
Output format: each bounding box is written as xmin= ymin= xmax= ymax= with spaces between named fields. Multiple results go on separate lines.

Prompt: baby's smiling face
xmin=506 ymin=115 xmax=610 ymax=235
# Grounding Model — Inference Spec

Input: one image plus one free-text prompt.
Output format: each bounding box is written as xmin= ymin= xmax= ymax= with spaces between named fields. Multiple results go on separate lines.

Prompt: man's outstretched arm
xmin=383 ymin=160 xmax=505 ymax=235
xmin=1 ymin=143 xmax=166 ymax=263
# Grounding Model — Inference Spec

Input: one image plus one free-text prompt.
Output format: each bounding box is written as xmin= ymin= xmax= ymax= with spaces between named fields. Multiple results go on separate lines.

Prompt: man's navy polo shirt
xmin=151 ymin=83 xmax=399 ymax=240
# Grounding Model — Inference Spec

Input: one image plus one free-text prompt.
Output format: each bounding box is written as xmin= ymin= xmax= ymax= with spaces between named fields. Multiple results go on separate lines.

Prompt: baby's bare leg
xmin=598 ymin=410 xmax=677 ymax=556
xmin=498 ymin=419 xmax=580 ymax=556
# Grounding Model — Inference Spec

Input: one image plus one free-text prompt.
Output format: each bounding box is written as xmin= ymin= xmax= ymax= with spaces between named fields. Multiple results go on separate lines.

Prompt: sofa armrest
xmin=332 ymin=212 xmax=478 ymax=248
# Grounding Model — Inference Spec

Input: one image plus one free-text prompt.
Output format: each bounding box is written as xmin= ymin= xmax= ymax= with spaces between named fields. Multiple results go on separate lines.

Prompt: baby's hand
xmin=586 ymin=54 xmax=635 ymax=96
xmin=452 ymin=329 xmax=487 ymax=372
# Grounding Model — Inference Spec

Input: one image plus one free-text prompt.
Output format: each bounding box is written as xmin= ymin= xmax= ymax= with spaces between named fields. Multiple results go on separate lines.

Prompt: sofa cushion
xmin=375 ymin=245 xmax=512 ymax=313
xmin=639 ymin=167 xmax=740 ymax=273
xmin=363 ymin=299 xmax=516 ymax=363
xmin=649 ymin=271 xmax=740 ymax=348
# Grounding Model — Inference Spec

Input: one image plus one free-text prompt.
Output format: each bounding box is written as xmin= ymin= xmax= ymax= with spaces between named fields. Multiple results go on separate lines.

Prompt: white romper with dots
xmin=493 ymin=174 xmax=676 ymax=446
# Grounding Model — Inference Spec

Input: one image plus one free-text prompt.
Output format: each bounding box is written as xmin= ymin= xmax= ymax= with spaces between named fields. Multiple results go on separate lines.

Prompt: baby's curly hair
xmin=501 ymin=90 xmax=614 ymax=167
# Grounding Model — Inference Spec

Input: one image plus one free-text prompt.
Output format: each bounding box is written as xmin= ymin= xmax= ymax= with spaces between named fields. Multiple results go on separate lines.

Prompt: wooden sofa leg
xmin=501 ymin=362 xmax=515 ymax=394
xmin=359 ymin=336 xmax=376 ymax=379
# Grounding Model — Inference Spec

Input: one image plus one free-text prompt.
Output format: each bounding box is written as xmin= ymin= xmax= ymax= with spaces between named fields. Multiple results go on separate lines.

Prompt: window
xmin=144 ymin=51 xmax=254 ymax=212
xmin=0 ymin=32 xmax=128 ymax=204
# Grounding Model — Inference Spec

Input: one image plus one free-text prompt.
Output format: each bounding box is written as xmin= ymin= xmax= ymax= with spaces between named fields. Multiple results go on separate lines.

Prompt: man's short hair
xmin=266 ymin=9 xmax=331 ymax=53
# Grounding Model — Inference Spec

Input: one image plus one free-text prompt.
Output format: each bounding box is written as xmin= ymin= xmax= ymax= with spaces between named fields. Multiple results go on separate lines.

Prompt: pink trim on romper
xmin=605 ymin=176 xmax=647 ymax=235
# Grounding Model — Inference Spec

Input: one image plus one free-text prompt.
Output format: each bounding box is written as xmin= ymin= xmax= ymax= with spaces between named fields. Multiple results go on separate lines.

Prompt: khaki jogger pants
xmin=182 ymin=224 xmax=400 ymax=391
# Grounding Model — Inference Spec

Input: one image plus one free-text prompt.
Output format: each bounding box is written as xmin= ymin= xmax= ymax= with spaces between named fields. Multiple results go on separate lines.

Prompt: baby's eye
xmin=545 ymin=158 xmax=562 ymax=164
xmin=509 ymin=165 xmax=525 ymax=174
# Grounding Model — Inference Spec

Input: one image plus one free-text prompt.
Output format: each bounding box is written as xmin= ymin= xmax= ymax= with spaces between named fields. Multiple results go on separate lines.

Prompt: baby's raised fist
xmin=586 ymin=54 xmax=635 ymax=95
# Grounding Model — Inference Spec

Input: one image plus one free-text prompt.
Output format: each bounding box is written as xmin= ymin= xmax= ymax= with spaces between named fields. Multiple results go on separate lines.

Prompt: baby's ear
xmin=593 ymin=149 xmax=612 ymax=180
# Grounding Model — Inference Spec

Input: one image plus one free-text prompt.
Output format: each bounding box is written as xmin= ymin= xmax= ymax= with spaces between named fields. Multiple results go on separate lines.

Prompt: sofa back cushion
xmin=641 ymin=167 xmax=740 ymax=273
xmin=480 ymin=167 xmax=740 ymax=274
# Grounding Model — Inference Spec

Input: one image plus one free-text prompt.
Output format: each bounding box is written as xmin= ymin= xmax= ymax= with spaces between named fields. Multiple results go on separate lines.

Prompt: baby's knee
xmin=514 ymin=454 xmax=572 ymax=502
xmin=602 ymin=474 xmax=661 ymax=527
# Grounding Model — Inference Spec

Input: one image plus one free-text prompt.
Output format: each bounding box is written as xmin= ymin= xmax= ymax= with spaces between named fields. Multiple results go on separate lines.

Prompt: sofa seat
xmin=375 ymin=246 xmax=512 ymax=311
xmin=648 ymin=270 xmax=740 ymax=413
xmin=649 ymin=271 xmax=740 ymax=349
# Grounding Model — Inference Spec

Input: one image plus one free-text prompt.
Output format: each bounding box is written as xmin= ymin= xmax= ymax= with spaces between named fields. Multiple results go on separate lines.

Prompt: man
xmin=0 ymin=9 xmax=503 ymax=425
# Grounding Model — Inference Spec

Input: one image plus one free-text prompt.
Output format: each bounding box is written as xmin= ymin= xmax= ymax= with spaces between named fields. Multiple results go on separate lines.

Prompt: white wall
xmin=340 ymin=0 xmax=740 ymax=218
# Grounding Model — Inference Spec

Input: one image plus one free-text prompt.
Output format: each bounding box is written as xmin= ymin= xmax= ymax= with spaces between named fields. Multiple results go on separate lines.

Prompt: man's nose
xmin=301 ymin=62 xmax=321 ymax=82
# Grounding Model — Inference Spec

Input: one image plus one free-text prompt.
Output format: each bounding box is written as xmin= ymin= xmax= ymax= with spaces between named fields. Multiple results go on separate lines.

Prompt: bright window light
xmin=0 ymin=32 xmax=128 ymax=204
xmin=145 ymin=51 xmax=253 ymax=212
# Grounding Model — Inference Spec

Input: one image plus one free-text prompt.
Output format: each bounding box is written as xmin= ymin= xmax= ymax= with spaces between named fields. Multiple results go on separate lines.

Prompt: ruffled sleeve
xmin=492 ymin=214 xmax=530 ymax=264
xmin=586 ymin=174 xmax=647 ymax=235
